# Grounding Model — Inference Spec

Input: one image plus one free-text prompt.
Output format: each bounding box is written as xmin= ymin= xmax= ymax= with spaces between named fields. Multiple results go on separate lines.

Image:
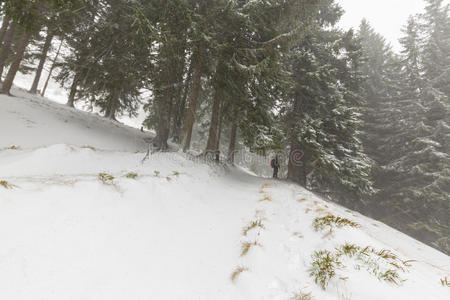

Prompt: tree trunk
xmin=227 ymin=108 xmax=238 ymax=164
xmin=171 ymin=59 xmax=193 ymax=143
xmin=182 ymin=46 xmax=205 ymax=152
xmin=0 ymin=21 xmax=16 ymax=79
xmin=1 ymin=30 xmax=31 ymax=95
xmin=154 ymin=85 xmax=173 ymax=151
xmin=205 ymin=61 xmax=223 ymax=154
xmin=287 ymin=95 xmax=308 ymax=185
xmin=105 ymin=88 xmax=119 ymax=120
xmin=215 ymin=99 xmax=224 ymax=151
xmin=0 ymin=15 xmax=11 ymax=45
xmin=29 ymin=30 xmax=54 ymax=94
xmin=66 ymin=73 xmax=79 ymax=107
xmin=41 ymin=38 xmax=63 ymax=97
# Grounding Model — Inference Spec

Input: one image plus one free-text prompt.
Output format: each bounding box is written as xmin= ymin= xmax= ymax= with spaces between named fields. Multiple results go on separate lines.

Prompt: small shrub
xmin=309 ymin=250 xmax=342 ymax=289
xmin=154 ymin=170 xmax=160 ymax=177
xmin=125 ymin=172 xmax=138 ymax=179
xmin=8 ymin=145 xmax=20 ymax=150
xmin=172 ymin=171 xmax=180 ymax=177
xmin=231 ymin=266 xmax=248 ymax=282
xmin=441 ymin=277 xmax=450 ymax=287
xmin=98 ymin=173 xmax=115 ymax=184
xmin=242 ymin=220 xmax=264 ymax=236
xmin=313 ymin=215 xmax=360 ymax=233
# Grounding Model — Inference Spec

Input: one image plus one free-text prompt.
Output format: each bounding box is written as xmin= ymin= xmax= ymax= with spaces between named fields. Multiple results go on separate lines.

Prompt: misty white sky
xmin=337 ymin=0 xmax=448 ymax=51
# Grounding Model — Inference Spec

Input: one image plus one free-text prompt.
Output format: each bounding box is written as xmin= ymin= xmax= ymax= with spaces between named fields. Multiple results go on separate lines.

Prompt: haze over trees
xmin=0 ymin=0 xmax=448 ymax=254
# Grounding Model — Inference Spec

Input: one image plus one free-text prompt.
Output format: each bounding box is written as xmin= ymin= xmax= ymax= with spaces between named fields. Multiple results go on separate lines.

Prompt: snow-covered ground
xmin=0 ymin=89 xmax=449 ymax=300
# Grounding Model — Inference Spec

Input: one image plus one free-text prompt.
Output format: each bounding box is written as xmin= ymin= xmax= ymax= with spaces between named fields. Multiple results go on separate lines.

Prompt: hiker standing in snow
xmin=271 ymin=155 xmax=280 ymax=179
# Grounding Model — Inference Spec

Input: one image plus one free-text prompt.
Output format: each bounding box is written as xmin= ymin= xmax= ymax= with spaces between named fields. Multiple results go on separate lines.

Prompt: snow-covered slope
xmin=1 ymin=90 xmax=449 ymax=300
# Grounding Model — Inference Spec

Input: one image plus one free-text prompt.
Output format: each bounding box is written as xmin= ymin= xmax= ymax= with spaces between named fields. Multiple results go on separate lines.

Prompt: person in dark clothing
xmin=271 ymin=155 xmax=280 ymax=178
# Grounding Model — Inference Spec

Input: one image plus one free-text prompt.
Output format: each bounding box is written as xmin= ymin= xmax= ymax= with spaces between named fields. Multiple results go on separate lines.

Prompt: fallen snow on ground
xmin=0 ymin=90 xmax=449 ymax=300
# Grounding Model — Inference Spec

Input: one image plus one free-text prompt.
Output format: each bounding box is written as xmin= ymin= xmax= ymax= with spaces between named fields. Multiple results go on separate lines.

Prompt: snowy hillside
xmin=0 ymin=89 xmax=449 ymax=300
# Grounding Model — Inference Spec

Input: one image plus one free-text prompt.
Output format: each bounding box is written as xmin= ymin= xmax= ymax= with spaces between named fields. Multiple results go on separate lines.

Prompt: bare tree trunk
xmin=0 ymin=21 xmax=16 ymax=79
xmin=182 ymin=44 xmax=205 ymax=152
xmin=205 ymin=61 xmax=223 ymax=153
xmin=287 ymin=95 xmax=307 ymax=185
xmin=171 ymin=59 xmax=193 ymax=143
xmin=215 ymin=99 xmax=225 ymax=151
xmin=66 ymin=73 xmax=79 ymax=107
xmin=41 ymin=38 xmax=63 ymax=97
xmin=105 ymin=88 xmax=119 ymax=120
xmin=154 ymin=80 xmax=174 ymax=151
xmin=227 ymin=107 xmax=238 ymax=164
xmin=0 ymin=15 xmax=11 ymax=45
xmin=1 ymin=30 xmax=31 ymax=95
xmin=29 ymin=30 xmax=54 ymax=94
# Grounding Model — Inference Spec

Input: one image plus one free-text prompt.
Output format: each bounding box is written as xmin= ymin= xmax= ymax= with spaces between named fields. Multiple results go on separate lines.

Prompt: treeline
xmin=359 ymin=0 xmax=450 ymax=254
xmin=0 ymin=1 xmax=448 ymax=253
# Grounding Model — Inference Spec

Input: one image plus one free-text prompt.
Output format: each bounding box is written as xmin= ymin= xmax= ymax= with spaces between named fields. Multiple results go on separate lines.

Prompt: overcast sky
xmin=337 ymin=0 xmax=446 ymax=51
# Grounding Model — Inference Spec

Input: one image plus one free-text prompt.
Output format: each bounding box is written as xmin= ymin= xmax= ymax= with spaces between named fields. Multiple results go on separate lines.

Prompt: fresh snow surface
xmin=1 ymin=89 xmax=449 ymax=300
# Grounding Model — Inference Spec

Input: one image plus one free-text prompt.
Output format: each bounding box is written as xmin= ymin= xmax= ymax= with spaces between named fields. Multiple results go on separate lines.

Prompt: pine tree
xmin=283 ymin=1 xmax=373 ymax=204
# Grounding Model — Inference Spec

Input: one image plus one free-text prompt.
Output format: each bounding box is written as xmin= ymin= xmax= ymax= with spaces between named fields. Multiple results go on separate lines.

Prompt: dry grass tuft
xmin=441 ymin=276 xmax=450 ymax=287
xmin=81 ymin=145 xmax=96 ymax=151
xmin=240 ymin=241 xmax=261 ymax=257
xmin=125 ymin=172 xmax=138 ymax=179
xmin=259 ymin=194 xmax=272 ymax=202
xmin=293 ymin=232 xmax=304 ymax=238
xmin=0 ymin=180 xmax=15 ymax=189
xmin=291 ymin=291 xmax=314 ymax=300
xmin=7 ymin=145 xmax=20 ymax=150
xmin=298 ymin=198 xmax=307 ymax=203
xmin=98 ymin=173 xmax=115 ymax=184
xmin=231 ymin=266 xmax=249 ymax=282
xmin=313 ymin=215 xmax=360 ymax=233
xmin=242 ymin=220 xmax=265 ymax=236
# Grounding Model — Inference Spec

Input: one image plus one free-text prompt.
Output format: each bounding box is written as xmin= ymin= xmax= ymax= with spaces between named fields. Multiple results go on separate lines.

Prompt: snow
xmin=1 ymin=88 xmax=449 ymax=300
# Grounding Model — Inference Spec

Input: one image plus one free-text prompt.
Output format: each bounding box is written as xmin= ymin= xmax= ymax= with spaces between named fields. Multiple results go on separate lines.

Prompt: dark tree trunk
xmin=287 ymin=138 xmax=307 ymax=186
xmin=182 ymin=44 xmax=205 ymax=152
xmin=215 ymin=99 xmax=225 ymax=151
xmin=66 ymin=73 xmax=79 ymax=107
xmin=0 ymin=15 xmax=11 ymax=45
xmin=287 ymin=95 xmax=308 ymax=185
xmin=171 ymin=59 xmax=193 ymax=144
xmin=29 ymin=30 xmax=54 ymax=94
xmin=154 ymin=85 xmax=173 ymax=151
xmin=41 ymin=38 xmax=63 ymax=97
xmin=105 ymin=88 xmax=120 ymax=120
xmin=1 ymin=30 xmax=31 ymax=95
xmin=227 ymin=107 xmax=238 ymax=164
xmin=205 ymin=61 xmax=223 ymax=153
xmin=0 ymin=21 xmax=16 ymax=79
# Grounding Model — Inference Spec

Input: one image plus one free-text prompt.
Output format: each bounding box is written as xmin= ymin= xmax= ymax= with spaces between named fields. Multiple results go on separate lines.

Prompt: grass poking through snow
xmin=242 ymin=220 xmax=265 ymax=236
xmin=313 ymin=215 xmax=360 ymax=233
xmin=231 ymin=266 xmax=249 ymax=282
xmin=240 ymin=241 xmax=261 ymax=257
xmin=98 ymin=173 xmax=115 ymax=184
xmin=125 ymin=172 xmax=138 ymax=179
xmin=0 ymin=180 xmax=15 ymax=189
xmin=291 ymin=291 xmax=314 ymax=300
xmin=309 ymin=243 xmax=413 ymax=290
